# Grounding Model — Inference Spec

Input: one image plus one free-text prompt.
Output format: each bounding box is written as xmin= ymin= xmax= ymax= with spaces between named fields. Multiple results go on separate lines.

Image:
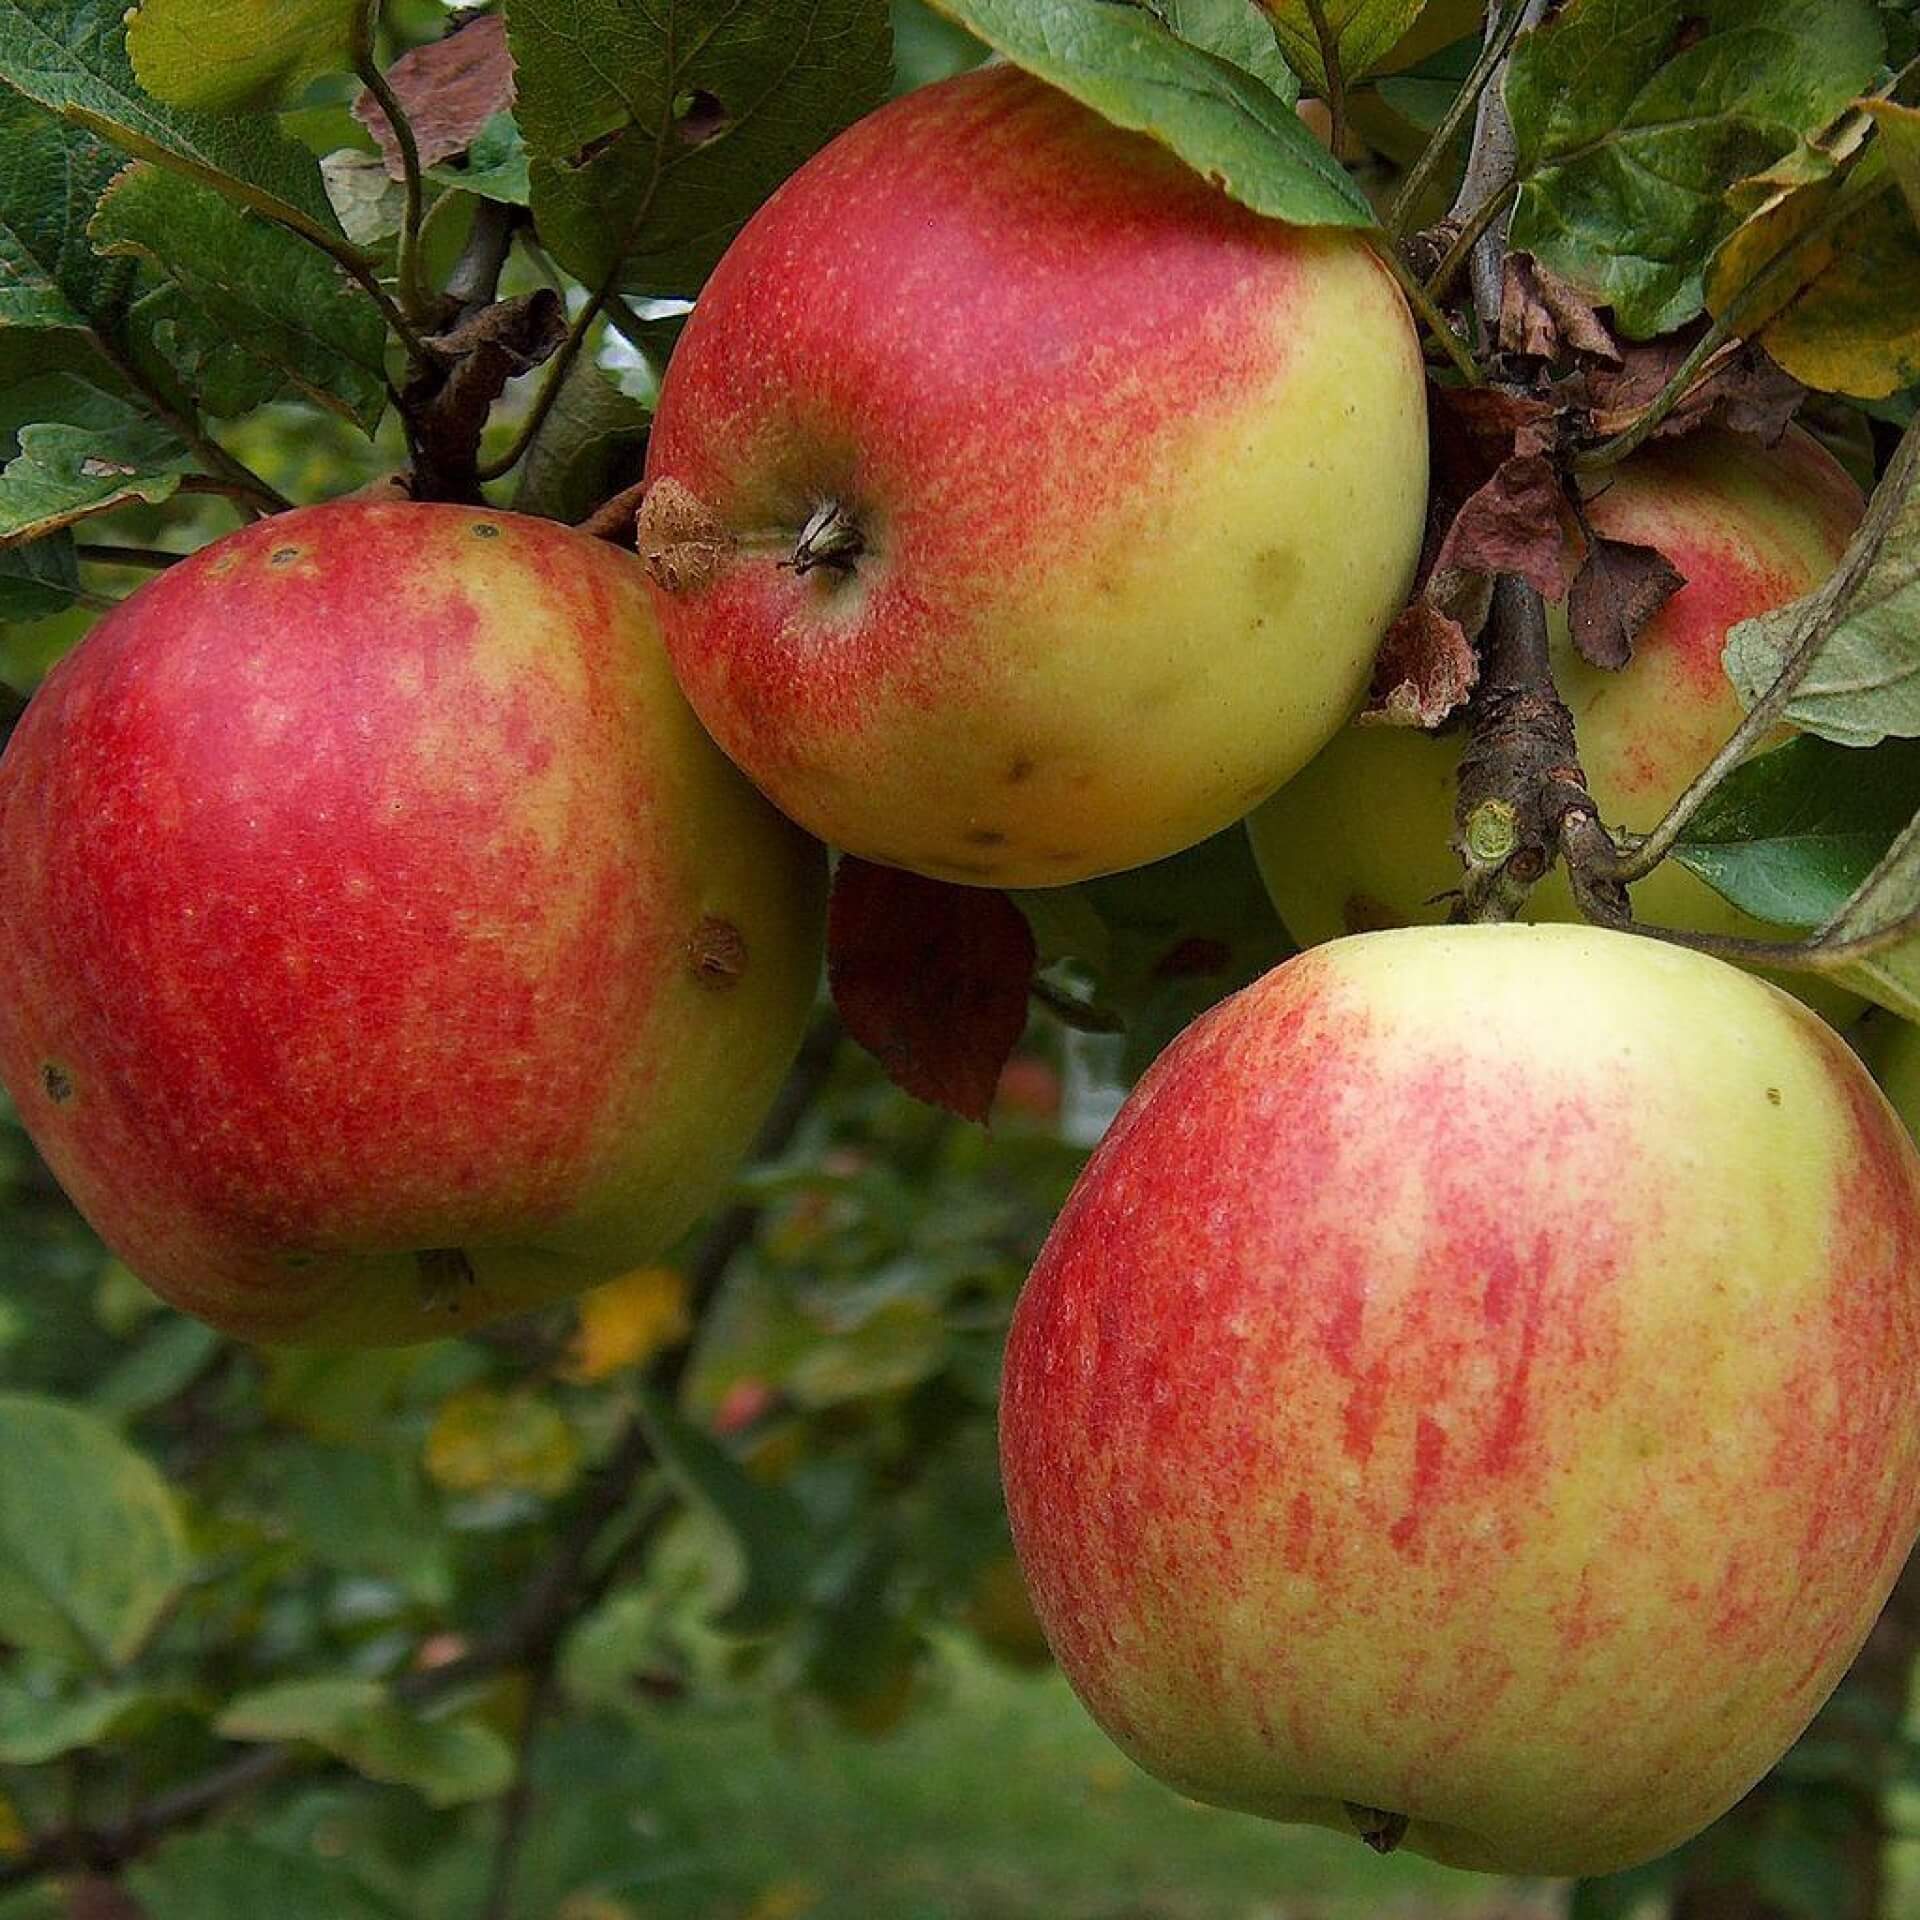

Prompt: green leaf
xmin=0 ymin=531 xmax=79 ymax=617
xmin=425 ymin=110 xmax=530 ymax=207
xmin=0 ymin=0 xmax=348 ymax=243
xmin=1505 ymin=0 xmax=1885 ymax=337
xmin=0 ymin=1681 xmax=191 ymax=1763
xmin=1259 ymin=0 xmax=1423 ymax=94
xmin=512 ymin=354 xmax=651 ymax=522
xmin=1672 ymin=737 xmax=1920 ymax=927
xmin=927 ymin=0 xmax=1373 ymax=226
xmin=1724 ymin=442 xmax=1920 ymax=746
xmin=1149 ymin=0 xmax=1299 ymax=98
xmin=0 ymin=86 xmax=135 ymax=329
xmin=90 ymin=161 xmax=387 ymax=429
xmin=127 ymin=276 xmax=290 ymax=417
xmin=1814 ymin=804 xmax=1920 ymax=1019
xmin=88 ymin=1315 xmax=221 ymax=1419
xmin=0 ymin=392 xmax=192 ymax=544
xmin=217 ymin=1678 xmax=514 ymax=1808
xmin=635 ymin=1385 xmax=814 ymax=1634
xmin=126 ymin=0 xmax=358 ymax=112
xmin=512 ymin=0 xmax=893 ymax=297
xmin=0 ymin=1392 xmax=191 ymax=1672
xmin=1025 ymin=825 xmax=1292 ymax=1074
xmin=131 ymin=1831 xmax=408 ymax=1920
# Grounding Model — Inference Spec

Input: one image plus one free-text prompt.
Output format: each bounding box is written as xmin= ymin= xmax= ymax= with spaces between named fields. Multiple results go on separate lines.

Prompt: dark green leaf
xmin=0 ymin=86 xmax=135 ymax=329
xmin=1023 ymin=825 xmax=1292 ymax=1074
xmin=217 ymin=1678 xmax=514 ymax=1807
xmin=635 ymin=1385 xmax=815 ymax=1634
xmin=0 ymin=531 xmax=80 ymax=617
xmin=1505 ymin=0 xmax=1884 ymax=337
xmin=0 ymin=1391 xmax=191 ymax=1671
xmin=90 ymin=161 xmax=387 ymax=429
xmin=927 ymin=0 xmax=1374 ymax=226
xmin=1149 ymin=0 xmax=1298 ymax=98
xmin=0 ymin=0 xmax=348 ymax=242
xmin=512 ymin=354 xmax=651 ymax=522
xmin=127 ymin=277 xmax=290 ymax=417
xmin=131 ymin=1831 xmax=409 ymax=1920
xmin=1672 ymin=737 xmax=1920 ymax=927
xmin=125 ymin=0 xmax=358 ymax=112
xmin=511 ymin=0 xmax=892 ymax=297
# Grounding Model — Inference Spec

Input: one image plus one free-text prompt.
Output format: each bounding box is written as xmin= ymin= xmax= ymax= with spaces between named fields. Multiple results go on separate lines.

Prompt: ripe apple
xmin=1248 ymin=429 xmax=1864 ymax=1014
xmin=0 ymin=503 xmax=826 ymax=1346
xmin=1000 ymin=923 xmax=1920 ymax=1876
xmin=639 ymin=63 xmax=1428 ymax=888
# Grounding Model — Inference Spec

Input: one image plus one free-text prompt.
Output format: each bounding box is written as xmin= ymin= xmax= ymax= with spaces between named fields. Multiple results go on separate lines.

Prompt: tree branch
xmin=352 ymin=4 xmax=430 ymax=326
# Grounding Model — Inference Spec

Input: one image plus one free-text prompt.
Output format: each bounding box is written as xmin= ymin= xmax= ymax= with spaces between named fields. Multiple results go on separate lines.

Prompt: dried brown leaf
xmin=355 ymin=14 xmax=516 ymax=177
xmin=1500 ymin=253 xmax=1621 ymax=363
xmin=1432 ymin=454 xmax=1576 ymax=602
xmin=1361 ymin=599 xmax=1479 ymax=727
xmin=1566 ymin=535 xmax=1686 ymax=670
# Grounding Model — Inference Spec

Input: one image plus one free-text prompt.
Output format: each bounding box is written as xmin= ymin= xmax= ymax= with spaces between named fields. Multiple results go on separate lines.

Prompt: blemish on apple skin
xmin=270 ymin=547 xmax=300 ymax=567
xmin=470 ymin=522 xmax=501 ymax=540
xmin=1766 ymin=1087 xmax=1782 ymax=1106
xmin=1006 ymin=755 xmax=1037 ymax=784
xmin=967 ymin=827 xmax=1009 ymax=847
xmin=40 ymin=1063 xmax=72 ymax=1104
xmin=687 ymin=915 xmax=748 ymax=988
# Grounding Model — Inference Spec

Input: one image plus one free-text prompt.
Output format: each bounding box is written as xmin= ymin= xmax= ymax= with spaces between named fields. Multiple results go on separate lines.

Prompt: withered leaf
xmin=1567 ymin=535 xmax=1686 ymax=670
xmin=1584 ymin=337 xmax=1805 ymax=446
xmin=1432 ymin=454 xmax=1576 ymax=603
xmin=1500 ymin=252 xmax=1621 ymax=363
xmin=1361 ymin=599 xmax=1479 ymax=728
xmin=827 ymin=858 xmax=1036 ymax=1124
xmin=355 ymin=14 xmax=516 ymax=177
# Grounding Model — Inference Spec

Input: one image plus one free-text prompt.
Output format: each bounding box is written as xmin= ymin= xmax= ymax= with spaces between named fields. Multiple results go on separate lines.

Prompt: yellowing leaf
xmin=0 ymin=1793 xmax=26 ymax=1859
xmin=560 ymin=1267 xmax=690 ymax=1384
xmin=1257 ymin=0 xmax=1424 ymax=94
xmin=127 ymin=0 xmax=358 ymax=113
xmin=1864 ymin=100 xmax=1920 ymax=228
xmin=1705 ymin=141 xmax=1920 ymax=400
xmin=425 ymin=1387 xmax=579 ymax=1498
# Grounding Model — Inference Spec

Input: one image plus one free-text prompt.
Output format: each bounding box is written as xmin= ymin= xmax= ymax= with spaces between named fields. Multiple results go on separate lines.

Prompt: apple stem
xmin=1344 ymin=1802 xmax=1410 ymax=1854
xmin=785 ymin=501 xmax=865 ymax=576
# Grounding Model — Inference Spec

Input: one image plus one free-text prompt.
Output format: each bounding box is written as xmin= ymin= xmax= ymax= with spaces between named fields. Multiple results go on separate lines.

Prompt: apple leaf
xmin=1567 ymin=535 xmax=1685 ymax=671
xmin=926 ymin=0 xmax=1373 ymax=227
xmin=509 ymin=0 xmax=892 ymax=298
xmin=634 ymin=1386 xmax=816 ymax=1635
xmin=1504 ymin=0 xmax=1884 ymax=338
xmin=0 ymin=1683 xmax=193 ymax=1765
xmin=1024 ymin=826 xmax=1290 ymax=1076
xmin=423 ymin=1385 xmax=580 ymax=1498
xmin=0 ymin=385 xmax=193 ymax=545
xmin=353 ymin=13 xmax=515 ymax=176
xmin=425 ymin=111 xmax=531 ymax=208
xmin=1812 ymin=805 xmax=1920 ymax=1021
xmin=89 ymin=161 xmax=388 ymax=431
xmin=1149 ymin=0 xmax=1298 ymax=99
xmin=1257 ymin=0 xmax=1424 ymax=95
xmin=1363 ymin=597 xmax=1478 ymax=726
xmin=0 ymin=88 xmax=136 ymax=329
xmin=827 ymin=857 xmax=1036 ymax=1125
xmin=0 ymin=533 xmax=81 ymax=619
xmin=1724 ymin=440 xmax=1920 ymax=746
xmin=1671 ymin=736 xmax=1920 ymax=928
xmin=0 ymin=0 xmax=346 ymax=243
xmin=1868 ymin=99 xmax=1920 ymax=227
xmin=130 ymin=1831 xmax=412 ymax=1920
xmin=0 ymin=1393 xmax=191 ymax=1672
xmin=125 ymin=0 xmax=359 ymax=113
xmin=217 ymin=1678 xmax=514 ymax=1808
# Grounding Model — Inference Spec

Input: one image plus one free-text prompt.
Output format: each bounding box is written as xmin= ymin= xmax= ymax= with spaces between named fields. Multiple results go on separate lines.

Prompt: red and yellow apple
xmin=1248 ymin=429 xmax=1863 ymax=1010
xmin=640 ymin=63 xmax=1428 ymax=888
xmin=0 ymin=503 xmax=826 ymax=1346
xmin=1001 ymin=923 xmax=1920 ymax=1877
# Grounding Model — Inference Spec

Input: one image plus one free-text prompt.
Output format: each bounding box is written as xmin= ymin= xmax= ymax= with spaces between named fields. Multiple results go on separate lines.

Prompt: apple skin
xmin=0 ymin=503 xmax=826 ymax=1346
xmin=1248 ymin=429 xmax=1864 ymax=1016
xmin=642 ymin=63 xmax=1428 ymax=889
xmin=1000 ymin=923 xmax=1920 ymax=1877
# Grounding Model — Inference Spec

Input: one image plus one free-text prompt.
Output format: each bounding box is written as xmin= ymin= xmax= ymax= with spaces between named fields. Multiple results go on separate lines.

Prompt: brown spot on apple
xmin=966 ymin=827 xmax=1009 ymax=848
xmin=1006 ymin=755 xmax=1037 ymax=784
xmin=270 ymin=547 xmax=300 ymax=567
xmin=1767 ymin=1087 xmax=1783 ymax=1106
xmin=470 ymin=522 xmax=501 ymax=540
xmin=688 ymin=915 xmax=748 ymax=988
xmin=41 ymin=1063 xmax=72 ymax=1104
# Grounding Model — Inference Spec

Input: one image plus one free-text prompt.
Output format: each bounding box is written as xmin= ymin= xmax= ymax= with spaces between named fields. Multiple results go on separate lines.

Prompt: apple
xmin=638 ymin=63 xmax=1428 ymax=889
xmin=1000 ymin=922 xmax=1920 ymax=1876
xmin=1248 ymin=428 xmax=1864 ymax=1016
xmin=0 ymin=502 xmax=826 ymax=1346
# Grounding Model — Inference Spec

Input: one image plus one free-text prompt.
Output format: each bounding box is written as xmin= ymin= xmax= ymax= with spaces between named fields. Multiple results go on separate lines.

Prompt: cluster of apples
xmin=5 ymin=63 xmax=1920 ymax=1881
